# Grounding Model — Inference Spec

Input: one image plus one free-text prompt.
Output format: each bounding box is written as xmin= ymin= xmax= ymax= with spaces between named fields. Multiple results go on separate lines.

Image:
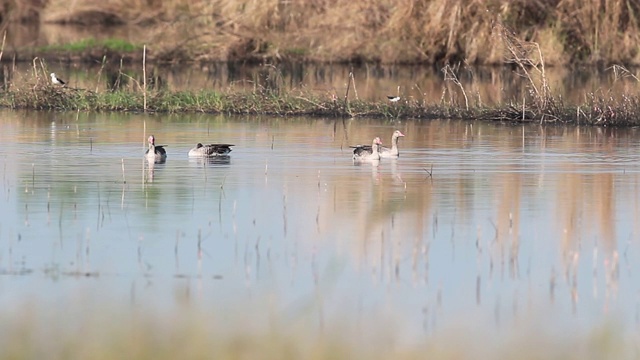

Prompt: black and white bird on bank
xmin=50 ymin=73 xmax=66 ymax=86
xmin=387 ymin=85 xmax=401 ymax=102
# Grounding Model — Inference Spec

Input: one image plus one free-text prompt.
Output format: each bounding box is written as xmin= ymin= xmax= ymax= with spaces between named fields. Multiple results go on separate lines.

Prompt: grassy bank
xmin=11 ymin=0 xmax=638 ymax=65
xmin=1 ymin=23 xmax=638 ymax=126
xmin=3 ymin=37 xmax=640 ymax=126
xmin=4 ymin=80 xmax=640 ymax=126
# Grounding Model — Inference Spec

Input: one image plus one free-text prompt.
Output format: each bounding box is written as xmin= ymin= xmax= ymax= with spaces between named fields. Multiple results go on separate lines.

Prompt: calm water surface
xmin=1 ymin=110 xmax=640 ymax=345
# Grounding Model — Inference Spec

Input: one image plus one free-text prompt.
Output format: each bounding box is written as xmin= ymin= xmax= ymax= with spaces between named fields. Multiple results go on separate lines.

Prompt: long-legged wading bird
xmin=50 ymin=73 xmax=66 ymax=86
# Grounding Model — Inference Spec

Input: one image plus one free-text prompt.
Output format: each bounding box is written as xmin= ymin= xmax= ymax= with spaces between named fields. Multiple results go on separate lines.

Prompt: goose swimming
xmin=188 ymin=143 xmax=234 ymax=157
xmin=354 ymin=130 xmax=405 ymax=158
xmin=351 ymin=137 xmax=382 ymax=161
xmin=145 ymin=135 xmax=167 ymax=163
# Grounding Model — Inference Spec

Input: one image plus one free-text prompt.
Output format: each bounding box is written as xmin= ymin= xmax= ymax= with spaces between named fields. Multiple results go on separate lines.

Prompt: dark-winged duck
xmin=145 ymin=135 xmax=167 ymax=163
xmin=352 ymin=137 xmax=382 ymax=161
xmin=188 ymin=143 xmax=234 ymax=157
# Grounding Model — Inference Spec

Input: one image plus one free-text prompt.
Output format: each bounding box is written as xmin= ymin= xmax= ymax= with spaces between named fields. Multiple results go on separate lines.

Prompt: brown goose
xmin=380 ymin=130 xmax=405 ymax=158
xmin=145 ymin=135 xmax=167 ymax=163
xmin=351 ymin=137 xmax=382 ymax=161
xmin=188 ymin=143 xmax=234 ymax=157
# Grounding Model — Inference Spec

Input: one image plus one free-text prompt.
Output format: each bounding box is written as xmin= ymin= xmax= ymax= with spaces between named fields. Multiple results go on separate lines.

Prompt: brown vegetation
xmin=0 ymin=0 xmax=47 ymax=24
xmin=2 ymin=17 xmax=640 ymax=126
xmin=26 ymin=0 xmax=640 ymax=65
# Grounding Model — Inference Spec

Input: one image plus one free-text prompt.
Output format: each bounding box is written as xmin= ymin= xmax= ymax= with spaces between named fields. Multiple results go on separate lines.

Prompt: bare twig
xmin=95 ymin=56 xmax=106 ymax=93
xmin=32 ymin=57 xmax=39 ymax=92
xmin=442 ymin=63 xmax=469 ymax=110
xmin=0 ymin=31 xmax=6 ymax=64
xmin=143 ymin=45 xmax=147 ymax=112
xmin=423 ymin=165 xmax=433 ymax=178
xmin=343 ymin=71 xmax=352 ymax=114
xmin=496 ymin=21 xmax=553 ymax=119
xmin=295 ymin=96 xmax=328 ymax=109
xmin=607 ymin=64 xmax=640 ymax=83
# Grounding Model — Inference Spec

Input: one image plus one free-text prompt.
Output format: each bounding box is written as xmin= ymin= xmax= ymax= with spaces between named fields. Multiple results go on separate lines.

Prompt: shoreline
xmin=0 ymin=84 xmax=633 ymax=127
xmin=2 ymin=24 xmax=638 ymax=127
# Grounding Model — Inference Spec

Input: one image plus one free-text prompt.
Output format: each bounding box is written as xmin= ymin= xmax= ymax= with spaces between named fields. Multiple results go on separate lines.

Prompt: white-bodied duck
xmin=145 ymin=135 xmax=167 ymax=163
xmin=351 ymin=137 xmax=382 ymax=161
xmin=188 ymin=143 xmax=234 ymax=157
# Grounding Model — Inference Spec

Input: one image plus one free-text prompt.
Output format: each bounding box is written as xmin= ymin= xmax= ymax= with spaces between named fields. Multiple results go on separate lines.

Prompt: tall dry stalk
xmin=0 ymin=31 xmax=5 ymax=64
xmin=31 ymin=57 xmax=39 ymax=92
xmin=95 ymin=55 xmax=106 ymax=93
xmin=608 ymin=64 xmax=640 ymax=83
xmin=343 ymin=71 xmax=352 ymax=115
xmin=496 ymin=21 xmax=557 ymax=121
xmin=143 ymin=44 xmax=147 ymax=112
xmin=442 ymin=63 xmax=469 ymax=110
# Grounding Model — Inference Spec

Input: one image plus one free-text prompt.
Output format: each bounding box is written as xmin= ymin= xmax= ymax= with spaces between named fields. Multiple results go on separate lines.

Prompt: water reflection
xmin=188 ymin=156 xmax=231 ymax=167
xmin=0 ymin=110 xmax=639 ymax=343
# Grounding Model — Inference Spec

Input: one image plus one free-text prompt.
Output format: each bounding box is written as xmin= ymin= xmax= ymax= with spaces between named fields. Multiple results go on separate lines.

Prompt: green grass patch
xmin=39 ymin=37 xmax=141 ymax=53
xmin=285 ymin=48 xmax=308 ymax=56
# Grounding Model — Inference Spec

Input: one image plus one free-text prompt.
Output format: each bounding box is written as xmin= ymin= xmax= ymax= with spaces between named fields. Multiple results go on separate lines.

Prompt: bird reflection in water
xmin=145 ymin=158 xmax=166 ymax=183
xmin=189 ymin=156 xmax=231 ymax=167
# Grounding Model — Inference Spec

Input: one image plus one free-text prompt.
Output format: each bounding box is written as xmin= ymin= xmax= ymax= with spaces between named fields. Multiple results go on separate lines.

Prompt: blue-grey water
xmin=1 ymin=110 xmax=640 ymax=348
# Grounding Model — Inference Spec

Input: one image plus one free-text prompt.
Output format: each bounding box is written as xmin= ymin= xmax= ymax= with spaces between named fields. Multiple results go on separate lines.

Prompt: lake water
xmin=1 ymin=110 xmax=640 ymax=351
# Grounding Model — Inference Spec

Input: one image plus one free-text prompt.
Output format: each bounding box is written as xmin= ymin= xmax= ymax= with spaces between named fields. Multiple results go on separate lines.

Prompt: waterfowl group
xmin=351 ymin=130 xmax=405 ymax=160
xmin=142 ymin=129 xmax=405 ymax=165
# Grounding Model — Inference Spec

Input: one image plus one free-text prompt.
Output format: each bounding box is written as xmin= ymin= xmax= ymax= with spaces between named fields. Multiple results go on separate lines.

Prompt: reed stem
xmin=143 ymin=45 xmax=147 ymax=112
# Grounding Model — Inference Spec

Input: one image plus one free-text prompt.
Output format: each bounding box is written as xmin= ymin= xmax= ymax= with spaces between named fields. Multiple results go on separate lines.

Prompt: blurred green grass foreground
xmin=0 ymin=298 xmax=635 ymax=360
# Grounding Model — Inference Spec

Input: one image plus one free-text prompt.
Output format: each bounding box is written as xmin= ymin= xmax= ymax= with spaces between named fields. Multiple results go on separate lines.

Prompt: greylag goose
xmin=188 ymin=143 xmax=234 ymax=157
xmin=380 ymin=130 xmax=405 ymax=158
xmin=145 ymin=135 xmax=167 ymax=163
xmin=354 ymin=130 xmax=405 ymax=158
xmin=351 ymin=137 xmax=382 ymax=161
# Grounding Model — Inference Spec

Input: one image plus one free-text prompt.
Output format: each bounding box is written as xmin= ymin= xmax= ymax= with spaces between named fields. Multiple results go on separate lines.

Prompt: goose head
xmin=392 ymin=130 xmax=405 ymax=140
xmin=373 ymin=137 xmax=382 ymax=149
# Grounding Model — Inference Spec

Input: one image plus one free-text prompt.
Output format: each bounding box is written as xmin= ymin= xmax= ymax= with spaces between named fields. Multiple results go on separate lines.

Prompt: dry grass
xmin=23 ymin=0 xmax=639 ymax=65
xmin=5 ymin=27 xmax=640 ymax=126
